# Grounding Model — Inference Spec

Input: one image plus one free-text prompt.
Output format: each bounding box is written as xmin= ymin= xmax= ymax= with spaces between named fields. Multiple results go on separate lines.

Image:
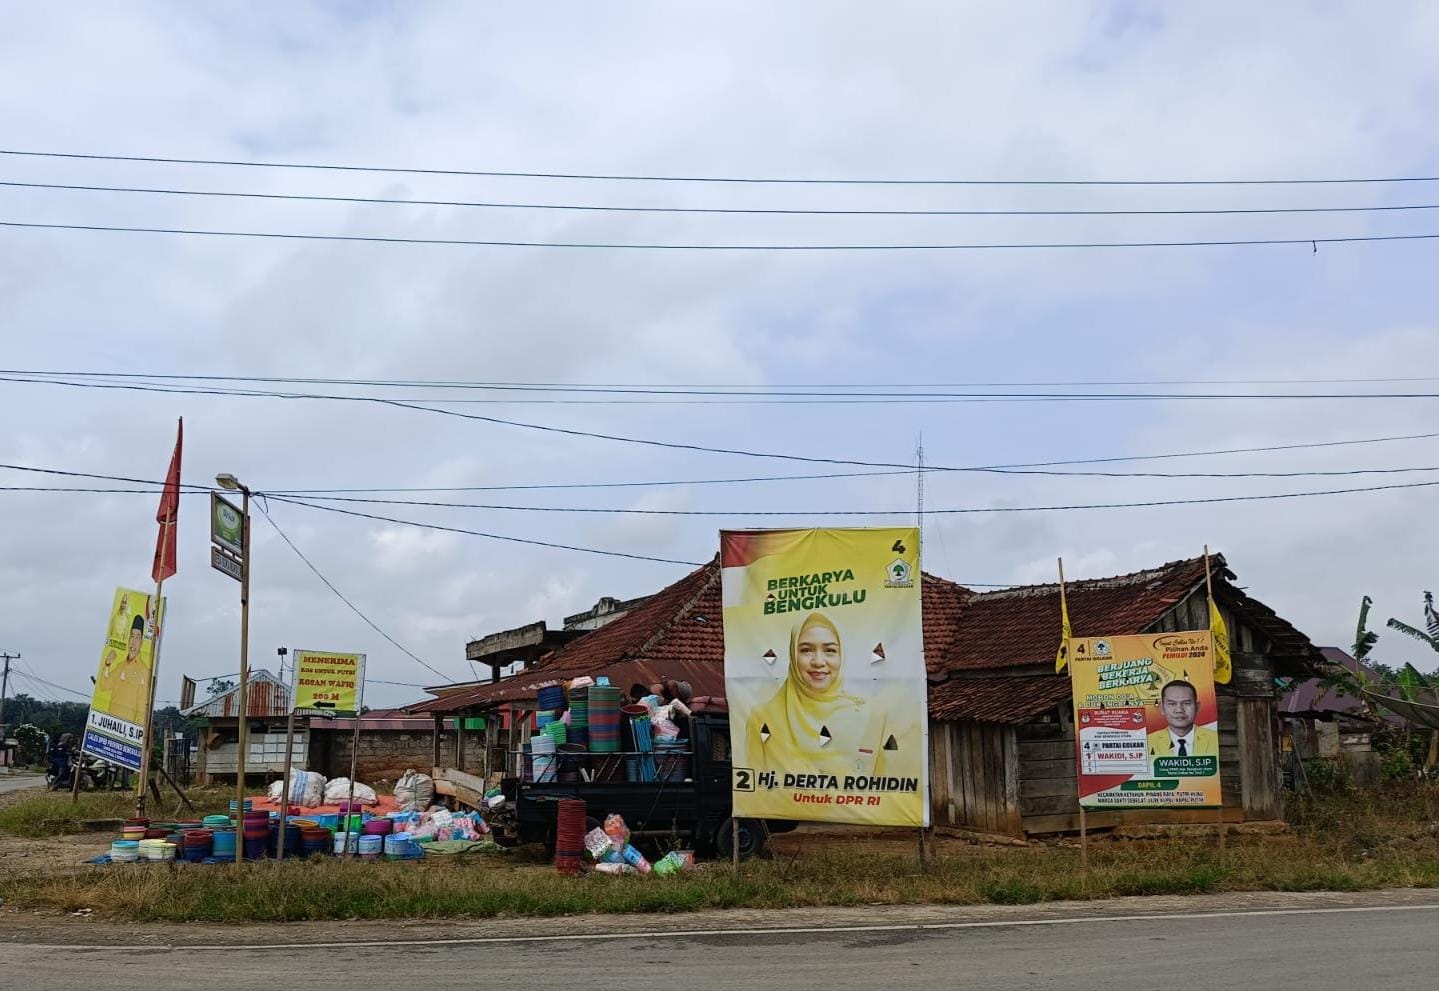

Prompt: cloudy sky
xmin=3 ymin=2 xmax=1439 ymax=709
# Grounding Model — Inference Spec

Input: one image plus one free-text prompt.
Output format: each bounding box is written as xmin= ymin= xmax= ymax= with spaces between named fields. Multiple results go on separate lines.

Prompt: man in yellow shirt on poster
xmin=1148 ymin=679 xmax=1218 ymax=759
xmin=94 ymin=614 xmax=151 ymax=725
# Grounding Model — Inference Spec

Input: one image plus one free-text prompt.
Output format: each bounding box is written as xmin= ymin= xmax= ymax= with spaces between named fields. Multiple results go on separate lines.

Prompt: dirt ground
xmin=0 ymin=783 xmax=122 ymax=870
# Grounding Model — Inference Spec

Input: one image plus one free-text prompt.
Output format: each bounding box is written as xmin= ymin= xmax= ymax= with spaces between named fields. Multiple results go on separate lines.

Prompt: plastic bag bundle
xmin=593 ymin=861 xmax=636 ymax=875
xmin=620 ymin=843 xmax=652 ymax=874
xmin=603 ymin=813 xmax=629 ymax=849
xmin=266 ymin=770 xmax=326 ymax=808
xmin=651 ymin=850 xmax=690 ymax=876
xmin=394 ymin=769 xmax=435 ymax=811
xmin=324 ymin=778 xmax=378 ymax=805
xmin=584 ymin=827 xmax=613 ymax=861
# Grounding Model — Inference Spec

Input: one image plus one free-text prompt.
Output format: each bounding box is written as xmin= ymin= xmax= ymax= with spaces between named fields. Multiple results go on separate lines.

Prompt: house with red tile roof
xmin=414 ymin=552 xmax=1323 ymax=837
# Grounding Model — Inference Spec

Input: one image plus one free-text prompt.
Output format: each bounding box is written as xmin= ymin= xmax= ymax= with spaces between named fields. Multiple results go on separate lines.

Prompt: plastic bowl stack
xmin=530 ymin=733 xmax=558 ymax=783
xmin=139 ymin=839 xmax=177 ymax=862
xmin=182 ymin=830 xmax=213 ymax=862
xmin=300 ymin=827 xmax=331 ymax=857
xmin=587 ymin=686 xmax=622 ymax=753
xmin=110 ymin=839 xmax=140 ymax=863
xmin=537 ymin=683 xmax=566 ymax=712
xmin=356 ymin=834 xmax=383 ymax=858
xmin=384 ymin=831 xmax=422 ymax=860
xmin=568 ymin=687 xmax=589 ymax=747
xmin=210 ymin=828 xmax=237 ymax=859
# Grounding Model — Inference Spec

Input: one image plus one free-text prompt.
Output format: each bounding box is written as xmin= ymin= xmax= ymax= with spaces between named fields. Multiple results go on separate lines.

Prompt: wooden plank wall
xmin=929 ymin=720 xmax=1021 ymax=835
xmin=1014 ymin=702 xmax=1246 ymax=835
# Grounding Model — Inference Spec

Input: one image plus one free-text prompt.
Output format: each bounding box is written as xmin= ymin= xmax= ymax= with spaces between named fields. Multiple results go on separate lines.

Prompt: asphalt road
xmin=0 ymin=772 xmax=43 ymax=795
xmin=3 ymin=900 xmax=1437 ymax=991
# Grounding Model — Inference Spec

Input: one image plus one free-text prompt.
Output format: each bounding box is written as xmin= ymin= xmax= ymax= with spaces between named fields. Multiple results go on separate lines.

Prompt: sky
xmin=3 ymin=1 xmax=1439 ymax=710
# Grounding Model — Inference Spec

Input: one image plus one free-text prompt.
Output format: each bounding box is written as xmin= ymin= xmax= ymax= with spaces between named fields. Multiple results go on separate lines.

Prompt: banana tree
xmin=1384 ymin=594 xmax=1439 ymax=769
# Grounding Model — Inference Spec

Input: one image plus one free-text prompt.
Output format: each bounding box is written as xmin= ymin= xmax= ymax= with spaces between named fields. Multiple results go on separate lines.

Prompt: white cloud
xmin=3 ymin=2 xmax=1439 ymax=706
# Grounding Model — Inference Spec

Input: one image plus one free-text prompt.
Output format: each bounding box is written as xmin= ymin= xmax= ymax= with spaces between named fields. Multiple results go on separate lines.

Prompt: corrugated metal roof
xmin=181 ymin=670 xmax=289 ymax=719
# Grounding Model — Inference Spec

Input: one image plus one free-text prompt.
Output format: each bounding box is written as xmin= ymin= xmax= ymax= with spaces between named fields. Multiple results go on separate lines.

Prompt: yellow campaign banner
xmin=292 ymin=650 xmax=366 ymax=714
xmin=1069 ymin=632 xmax=1223 ymax=809
xmin=721 ymin=527 xmax=929 ymax=827
xmin=83 ymin=587 xmax=165 ymax=771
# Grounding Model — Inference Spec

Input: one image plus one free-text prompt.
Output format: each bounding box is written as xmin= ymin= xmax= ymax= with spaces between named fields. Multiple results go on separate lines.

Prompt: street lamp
xmin=216 ymin=472 xmax=250 ymax=866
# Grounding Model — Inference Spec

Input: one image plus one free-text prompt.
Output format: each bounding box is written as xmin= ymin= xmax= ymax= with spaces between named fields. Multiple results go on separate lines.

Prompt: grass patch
xmin=0 ymin=788 xmax=235 ymax=837
xmin=3 ymin=783 xmax=1436 ymax=922
xmin=2 ymin=836 xmax=1436 ymax=923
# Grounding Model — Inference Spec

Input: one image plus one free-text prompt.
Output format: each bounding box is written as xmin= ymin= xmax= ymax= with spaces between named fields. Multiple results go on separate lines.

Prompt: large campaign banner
xmin=1069 ymin=632 xmax=1223 ymax=809
xmin=82 ymin=587 xmax=165 ymax=771
xmin=721 ymin=527 xmax=929 ymax=827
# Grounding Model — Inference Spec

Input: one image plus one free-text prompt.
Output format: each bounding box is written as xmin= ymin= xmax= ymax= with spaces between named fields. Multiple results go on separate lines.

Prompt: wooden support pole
xmin=432 ymin=713 xmax=442 ymax=770
xmin=276 ymin=707 xmax=296 ymax=861
xmin=1079 ymin=804 xmax=1089 ymax=877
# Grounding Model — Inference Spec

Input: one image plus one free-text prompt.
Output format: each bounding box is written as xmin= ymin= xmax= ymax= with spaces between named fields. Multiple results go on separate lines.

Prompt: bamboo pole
xmin=277 ymin=648 xmax=295 ymax=862
xmin=136 ymin=534 xmax=170 ymax=818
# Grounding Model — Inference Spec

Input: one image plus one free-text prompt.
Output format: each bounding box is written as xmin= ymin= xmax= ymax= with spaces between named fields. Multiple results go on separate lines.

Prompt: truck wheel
xmin=714 ymin=818 xmax=769 ymax=860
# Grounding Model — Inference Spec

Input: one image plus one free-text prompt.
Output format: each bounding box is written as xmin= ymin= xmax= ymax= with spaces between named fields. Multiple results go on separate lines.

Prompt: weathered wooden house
xmin=415 ymin=553 xmax=1322 ymax=837
xmin=925 ymin=555 xmax=1323 ymax=837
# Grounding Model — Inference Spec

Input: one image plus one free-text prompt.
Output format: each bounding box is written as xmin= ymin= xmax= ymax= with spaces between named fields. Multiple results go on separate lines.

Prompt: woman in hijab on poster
xmin=746 ymin=611 xmax=907 ymax=779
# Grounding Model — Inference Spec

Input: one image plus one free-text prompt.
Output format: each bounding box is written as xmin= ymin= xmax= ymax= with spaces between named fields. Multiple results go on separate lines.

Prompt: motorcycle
xmin=45 ymin=752 xmax=117 ymax=791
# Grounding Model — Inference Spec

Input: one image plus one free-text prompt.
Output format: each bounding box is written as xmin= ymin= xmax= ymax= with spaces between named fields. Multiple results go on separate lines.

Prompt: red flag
xmin=152 ymin=418 xmax=183 ymax=584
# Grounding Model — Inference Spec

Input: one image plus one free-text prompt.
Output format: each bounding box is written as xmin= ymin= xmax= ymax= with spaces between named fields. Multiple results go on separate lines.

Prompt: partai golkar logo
xmin=884 ymin=558 xmax=914 ymax=588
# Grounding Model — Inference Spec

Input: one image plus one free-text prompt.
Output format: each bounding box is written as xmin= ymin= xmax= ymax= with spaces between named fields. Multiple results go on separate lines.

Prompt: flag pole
xmin=135 ymin=529 xmax=170 ymax=817
xmin=137 ymin=417 xmax=182 ymax=817
xmin=1203 ymin=545 xmax=1226 ymax=853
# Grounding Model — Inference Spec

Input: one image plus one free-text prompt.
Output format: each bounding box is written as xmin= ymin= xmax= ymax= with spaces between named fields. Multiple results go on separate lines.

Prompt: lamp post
xmin=216 ymin=473 xmax=250 ymax=866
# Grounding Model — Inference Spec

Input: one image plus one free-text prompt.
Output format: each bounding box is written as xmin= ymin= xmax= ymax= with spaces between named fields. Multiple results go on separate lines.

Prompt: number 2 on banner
xmin=734 ymin=768 xmax=755 ymax=792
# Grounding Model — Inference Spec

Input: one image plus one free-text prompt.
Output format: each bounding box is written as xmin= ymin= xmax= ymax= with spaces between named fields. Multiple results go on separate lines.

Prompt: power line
xmin=18 ymin=372 xmax=1439 ymax=409
xmin=6 ymin=420 xmax=1439 ymax=498
xmin=263 ymin=494 xmax=708 ymax=566
xmin=251 ymin=500 xmax=459 ymax=684
xmin=13 ymin=376 xmax=1439 ymax=487
xmin=5 ymin=148 xmax=1439 ymax=186
xmin=17 ymin=369 xmax=1439 ymax=389
xmin=271 ymin=474 xmax=1439 ymax=529
xmin=11 ymin=668 xmax=90 ymax=701
xmin=17 ymin=368 xmax=1439 ymax=396
xmin=6 ymin=219 xmax=1439 ymax=252
xmin=269 ymin=476 xmax=1439 ymax=518
xmin=11 ymin=178 xmax=1439 ymax=218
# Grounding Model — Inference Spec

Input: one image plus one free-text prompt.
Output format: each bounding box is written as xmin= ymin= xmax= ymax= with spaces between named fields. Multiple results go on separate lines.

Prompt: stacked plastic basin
xmin=300 ymin=826 xmax=331 ymax=857
xmin=241 ymin=810 xmax=270 ymax=860
xmin=384 ymin=831 xmax=422 ymax=860
xmin=356 ymin=834 xmax=383 ymax=858
xmin=271 ymin=820 xmax=301 ymax=856
xmin=537 ymin=683 xmax=566 ymax=712
xmin=531 ymin=733 xmax=557 ymax=783
xmin=182 ymin=829 xmax=213 ymax=862
xmin=211 ymin=828 xmax=237 ymax=859
xmin=588 ymin=686 xmax=621 ymax=753
xmin=568 ymin=687 xmax=589 ymax=746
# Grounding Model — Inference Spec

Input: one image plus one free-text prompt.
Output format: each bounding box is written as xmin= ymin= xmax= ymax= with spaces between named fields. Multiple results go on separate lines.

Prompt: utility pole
xmin=915 ymin=433 xmax=925 ymax=543
xmin=0 ymin=652 xmax=16 ymax=730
